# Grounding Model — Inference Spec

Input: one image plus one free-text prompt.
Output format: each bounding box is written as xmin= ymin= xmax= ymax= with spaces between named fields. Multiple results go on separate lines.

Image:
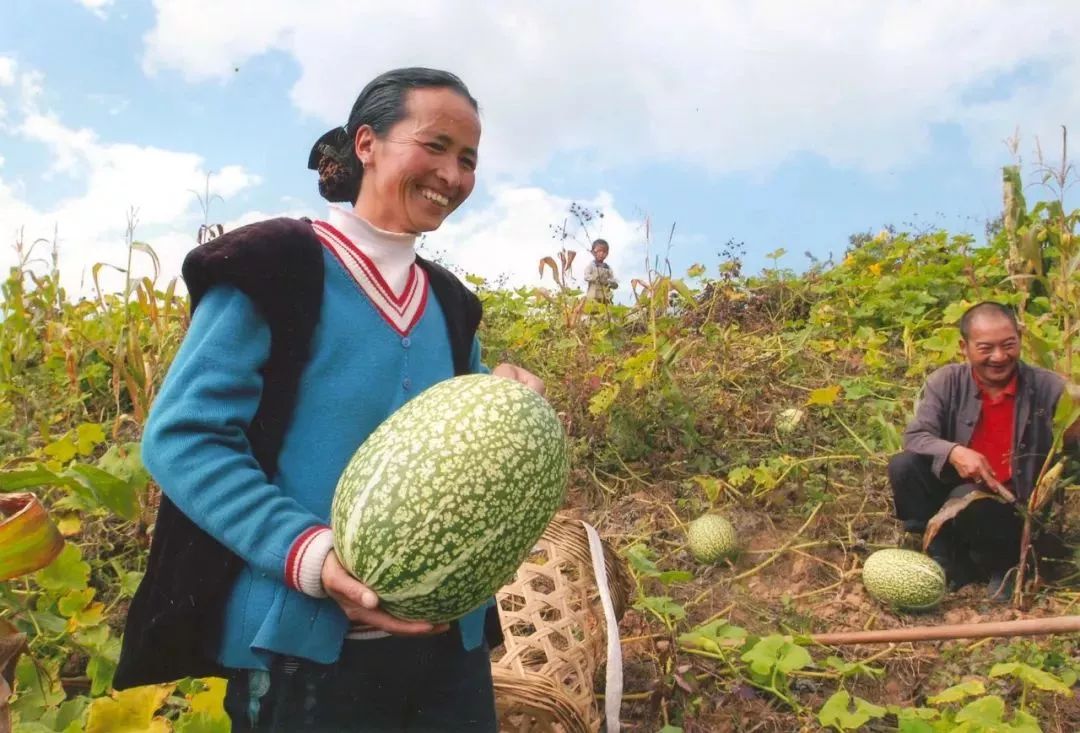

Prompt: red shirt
xmin=968 ymin=371 xmax=1018 ymax=483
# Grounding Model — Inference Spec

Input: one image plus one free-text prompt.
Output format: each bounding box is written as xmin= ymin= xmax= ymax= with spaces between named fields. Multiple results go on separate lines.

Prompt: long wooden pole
xmin=811 ymin=615 xmax=1080 ymax=646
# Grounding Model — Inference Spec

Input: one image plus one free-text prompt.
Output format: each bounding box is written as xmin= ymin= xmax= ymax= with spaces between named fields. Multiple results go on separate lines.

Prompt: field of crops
xmin=3 ymin=162 xmax=1080 ymax=732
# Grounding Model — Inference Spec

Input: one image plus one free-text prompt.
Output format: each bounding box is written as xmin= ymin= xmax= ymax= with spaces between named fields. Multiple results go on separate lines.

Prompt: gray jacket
xmin=584 ymin=261 xmax=618 ymax=302
xmin=903 ymin=361 xmax=1066 ymax=500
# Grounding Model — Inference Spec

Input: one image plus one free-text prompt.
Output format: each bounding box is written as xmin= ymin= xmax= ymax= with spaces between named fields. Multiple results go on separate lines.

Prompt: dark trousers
xmin=887 ymin=451 xmax=1024 ymax=577
xmin=223 ymin=630 xmax=497 ymax=732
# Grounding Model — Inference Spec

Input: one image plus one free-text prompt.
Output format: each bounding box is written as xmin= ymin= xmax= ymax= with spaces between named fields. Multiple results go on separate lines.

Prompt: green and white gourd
xmin=331 ymin=374 xmax=568 ymax=623
xmin=687 ymin=514 xmax=738 ymax=564
xmin=862 ymin=548 xmax=946 ymax=611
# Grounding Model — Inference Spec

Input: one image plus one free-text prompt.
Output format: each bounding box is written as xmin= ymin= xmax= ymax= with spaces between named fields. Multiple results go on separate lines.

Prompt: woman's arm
xmin=142 ymin=285 xmax=333 ymax=598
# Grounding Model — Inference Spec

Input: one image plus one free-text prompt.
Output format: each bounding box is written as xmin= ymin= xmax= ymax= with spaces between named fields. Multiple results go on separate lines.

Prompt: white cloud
xmin=141 ymin=1 xmax=1080 ymax=177
xmin=0 ymin=62 xmax=262 ymax=297
xmin=74 ymin=0 xmax=113 ymax=18
xmin=0 ymin=56 xmax=15 ymax=87
xmin=87 ymin=92 xmax=130 ymax=117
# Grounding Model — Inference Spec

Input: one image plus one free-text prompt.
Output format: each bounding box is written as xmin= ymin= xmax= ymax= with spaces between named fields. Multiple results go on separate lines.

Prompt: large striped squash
xmin=331 ymin=374 xmax=568 ymax=622
xmin=862 ymin=548 xmax=946 ymax=611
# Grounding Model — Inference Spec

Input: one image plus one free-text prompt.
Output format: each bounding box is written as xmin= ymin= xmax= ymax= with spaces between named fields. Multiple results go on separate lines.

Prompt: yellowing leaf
xmin=806 ymin=385 xmax=842 ymax=407
xmin=43 ymin=437 xmax=77 ymax=464
xmin=188 ymin=677 xmax=227 ymax=717
xmin=57 ymin=515 xmax=82 ymax=537
xmin=76 ymin=423 xmax=106 ymax=456
xmin=58 ymin=588 xmax=95 ymax=617
xmin=0 ymin=493 xmax=65 ymax=581
xmin=588 ymin=384 xmax=620 ymax=416
xmin=85 ymin=683 xmax=174 ymax=733
xmin=990 ymin=662 xmax=1073 ymax=695
xmin=66 ymin=601 xmax=106 ymax=633
xmin=927 ymin=679 xmax=985 ymax=704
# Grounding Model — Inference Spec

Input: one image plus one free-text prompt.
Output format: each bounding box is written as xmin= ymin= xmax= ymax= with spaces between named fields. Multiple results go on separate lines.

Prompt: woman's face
xmin=354 ymin=87 xmax=481 ymax=234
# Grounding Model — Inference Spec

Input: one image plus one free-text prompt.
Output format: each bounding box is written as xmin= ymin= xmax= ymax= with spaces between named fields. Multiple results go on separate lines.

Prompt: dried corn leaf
xmin=922 ymin=491 xmax=999 ymax=553
xmin=1030 ymin=460 xmax=1066 ymax=513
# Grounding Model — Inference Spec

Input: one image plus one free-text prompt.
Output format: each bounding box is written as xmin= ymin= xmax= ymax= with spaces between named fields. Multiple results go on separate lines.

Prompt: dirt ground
xmin=566 ymin=473 xmax=1080 ymax=732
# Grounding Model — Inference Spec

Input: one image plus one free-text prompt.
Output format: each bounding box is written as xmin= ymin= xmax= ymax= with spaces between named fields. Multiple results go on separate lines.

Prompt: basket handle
xmin=582 ymin=521 xmax=622 ymax=733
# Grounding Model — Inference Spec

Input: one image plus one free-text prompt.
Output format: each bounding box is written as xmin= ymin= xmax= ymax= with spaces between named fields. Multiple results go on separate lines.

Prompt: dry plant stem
xmin=811 ymin=615 xmax=1080 ymax=646
xmin=789 ymin=547 xmax=844 ymax=578
xmin=741 ymin=540 xmax=829 ymax=555
xmin=695 ymin=602 xmax=738 ymax=628
xmin=614 ymin=451 xmax=649 ymax=485
xmin=1015 ymin=463 xmax=1057 ymax=606
xmin=791 ymin=578 xmax=845 ymax=601
xmin=1015 ymin=498 xmax=1037 ymax=607
xmin=729 ymin=503 xmax=823 ymax=583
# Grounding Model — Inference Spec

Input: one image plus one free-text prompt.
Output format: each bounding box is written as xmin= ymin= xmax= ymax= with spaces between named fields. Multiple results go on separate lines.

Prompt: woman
xmin=117 ymin=68 xmax=542 ymax=731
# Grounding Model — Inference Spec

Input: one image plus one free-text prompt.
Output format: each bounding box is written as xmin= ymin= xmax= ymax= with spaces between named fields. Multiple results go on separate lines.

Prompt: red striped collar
xmin=313 ymin=220 xmax=428 ymax=336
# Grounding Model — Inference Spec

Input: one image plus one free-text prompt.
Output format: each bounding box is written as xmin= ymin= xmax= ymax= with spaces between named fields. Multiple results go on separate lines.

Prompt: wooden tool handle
xmin=811 ymin=616 xmax=1080 ymax=646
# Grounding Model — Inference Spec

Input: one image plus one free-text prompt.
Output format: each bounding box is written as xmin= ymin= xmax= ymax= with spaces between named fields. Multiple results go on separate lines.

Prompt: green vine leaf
xmin=990 ymin=662 xmax=1073 ymax=695
xmin=35 ymin=543 xmax=90 ymax=593
xmin=927 ymin=679 xmax=985 ymax=705
xmin=818 ymin=690 xmax=887 ymax=731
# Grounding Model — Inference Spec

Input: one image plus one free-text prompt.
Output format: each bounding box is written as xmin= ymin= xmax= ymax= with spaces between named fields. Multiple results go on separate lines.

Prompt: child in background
xmin=584 ymin=238 xmax=618 ymax=303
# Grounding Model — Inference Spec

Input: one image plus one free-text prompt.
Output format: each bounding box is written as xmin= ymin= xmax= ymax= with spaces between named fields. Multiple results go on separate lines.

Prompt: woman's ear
xmin=354 ymin=125 xmax=376 ymax=168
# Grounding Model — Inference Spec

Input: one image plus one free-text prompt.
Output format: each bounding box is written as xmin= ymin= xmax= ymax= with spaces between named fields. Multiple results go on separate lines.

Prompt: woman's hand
xmin=492 ymin=363 xmax=545 ymax=396
xmin=321 ymin=551 xmax=448 ymax=636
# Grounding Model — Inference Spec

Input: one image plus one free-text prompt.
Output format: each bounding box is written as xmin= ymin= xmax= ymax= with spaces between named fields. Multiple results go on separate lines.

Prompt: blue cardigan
xmin=142 ymin=247 xmax=491 ymax=670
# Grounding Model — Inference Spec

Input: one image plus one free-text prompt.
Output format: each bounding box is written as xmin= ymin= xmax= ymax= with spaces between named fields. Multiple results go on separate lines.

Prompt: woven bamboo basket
xmin=491 ymin=514 xmax=632 ymax=733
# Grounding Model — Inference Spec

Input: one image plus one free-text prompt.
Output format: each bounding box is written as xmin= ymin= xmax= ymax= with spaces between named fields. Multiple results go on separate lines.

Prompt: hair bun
xmin=308 ymin=126 xmax=361 ymax=203
xmin=307 ymin=127 xmax=351 ymax=170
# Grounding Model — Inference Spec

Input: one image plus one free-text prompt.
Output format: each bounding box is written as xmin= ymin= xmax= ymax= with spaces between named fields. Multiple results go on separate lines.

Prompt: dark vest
xmin=115 ymin=217 xmax=497 ymax=688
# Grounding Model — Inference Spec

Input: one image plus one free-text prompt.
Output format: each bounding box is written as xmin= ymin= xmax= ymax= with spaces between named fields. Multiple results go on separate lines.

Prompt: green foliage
xmin=818 ymin=690 xmax=887 ymax=731
xmin=679 ymin=620 xmax=814 ymax=707
xmin=1 ymin=234 xmax=219 ymax=730
xmin=3 ymin=162 xmax=1080 ymax=731
xmin=879 ymin=660 xmax=1074 ymax=733
xmin=625 ymin=544 xmax=691 ymax=631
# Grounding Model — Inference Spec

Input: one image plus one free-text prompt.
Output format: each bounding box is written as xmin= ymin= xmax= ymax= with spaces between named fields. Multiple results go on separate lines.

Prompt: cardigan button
xmin=402 ymin=378 xmax=412 ymax=390
xmin=401 ymin=337 xmax=411 ymax=348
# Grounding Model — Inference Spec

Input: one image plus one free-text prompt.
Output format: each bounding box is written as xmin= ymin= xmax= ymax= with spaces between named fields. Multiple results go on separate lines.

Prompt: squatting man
xmin=888 ymin=301 xmax=1079 ymax=600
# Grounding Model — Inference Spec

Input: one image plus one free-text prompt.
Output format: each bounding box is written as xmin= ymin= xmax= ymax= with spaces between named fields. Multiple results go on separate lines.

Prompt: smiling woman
xmin=307 ymin=68 xmax=481 ymax=234
xmin=116 ymin=67 xmax=544 ymax=733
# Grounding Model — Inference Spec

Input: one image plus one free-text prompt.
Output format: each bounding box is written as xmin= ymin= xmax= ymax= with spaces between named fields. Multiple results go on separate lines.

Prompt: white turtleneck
xmin=326 ymin=206 xmax=417 ymax=296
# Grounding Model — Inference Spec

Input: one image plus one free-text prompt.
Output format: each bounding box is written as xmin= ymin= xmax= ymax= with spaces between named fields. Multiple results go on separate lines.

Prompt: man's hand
xmin=947 ymin=445 xmax=1016 ymax=502
xmin=321 ymin=551 xmax=448 ymax=636
xmin=492 ymin=363 xmax=545 ymax=396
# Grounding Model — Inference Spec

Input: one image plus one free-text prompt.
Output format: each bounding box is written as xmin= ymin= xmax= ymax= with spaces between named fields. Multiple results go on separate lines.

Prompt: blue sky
xmin=1 ymin=1 xmax=1078 ymax=299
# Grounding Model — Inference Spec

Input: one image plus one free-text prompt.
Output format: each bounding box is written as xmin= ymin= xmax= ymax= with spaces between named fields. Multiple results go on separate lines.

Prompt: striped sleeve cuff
xmin=285 ymin=526 xmax=335 ymax=598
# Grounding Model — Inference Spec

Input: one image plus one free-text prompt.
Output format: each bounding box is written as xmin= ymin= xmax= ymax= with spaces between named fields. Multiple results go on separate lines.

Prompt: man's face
xmin=961 ymin=314 xmax=1021 ymax=389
